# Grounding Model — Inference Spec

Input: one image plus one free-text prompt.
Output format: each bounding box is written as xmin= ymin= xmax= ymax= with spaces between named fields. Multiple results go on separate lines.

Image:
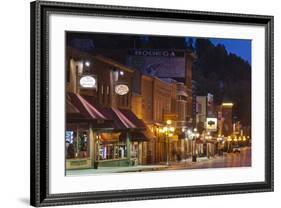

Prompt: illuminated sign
xmin=79 ymin=75 xmax=97 ymax=88
xmin=127 ymin=49 xmax=186 ymax=78
xmin=206 ymin=118 xmax=217 ymax=132
xmin=115 ymin=84 xmax=129 ymax=95
xmin=129 ymin=49 xmax=184 ymax=57
xmin=222 ymin=102 xmax=234 ymax=107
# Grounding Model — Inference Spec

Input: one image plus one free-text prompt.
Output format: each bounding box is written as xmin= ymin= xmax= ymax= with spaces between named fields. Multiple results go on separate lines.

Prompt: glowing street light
xmin=161 ymin=120 xmax=175 ymax=166
xmin=227 ymin=136 xmax=232 ymax=142
xmin=84 ymin=61 xmax=90 ymax=67
xmin=222 ymin=102 xmax=234 ymax=107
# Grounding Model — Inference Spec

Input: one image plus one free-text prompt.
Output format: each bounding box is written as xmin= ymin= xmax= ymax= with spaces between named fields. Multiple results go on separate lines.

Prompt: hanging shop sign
xmin=206 ymin=118 xmax=217 ymax=132
xmin=79 ymin=75 xmax=97 ymax=89
xmin=115 ymin=84 xmax=129 ymax=95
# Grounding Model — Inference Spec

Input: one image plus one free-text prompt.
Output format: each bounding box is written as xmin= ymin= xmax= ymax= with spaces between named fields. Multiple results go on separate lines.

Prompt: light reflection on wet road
xmin=167 ymin=147 xmax=251 ymax=170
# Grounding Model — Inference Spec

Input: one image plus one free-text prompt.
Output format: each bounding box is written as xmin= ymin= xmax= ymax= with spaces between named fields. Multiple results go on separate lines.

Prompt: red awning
xmin=82 ymin=95 xmax=146 ymax=131
xmin=97 ymin=107 xmax=146 ymax=131
xmin=114 ymin=108 xmax=146 ymax=130
xmin=67 ymin=93 xmax=109 ymax=121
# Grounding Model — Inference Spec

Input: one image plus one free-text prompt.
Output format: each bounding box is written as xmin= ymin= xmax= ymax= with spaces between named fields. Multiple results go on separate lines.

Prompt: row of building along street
xmin=65 ymin=47 xmax=251 ymax=174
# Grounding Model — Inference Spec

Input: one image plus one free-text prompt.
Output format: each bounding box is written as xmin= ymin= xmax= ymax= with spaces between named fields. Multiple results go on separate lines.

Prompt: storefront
xmin=66 ymin=92 xmax=154 ymax=170
xmin=65 ymin=92 xmax=111 ymax=170
xmin=65 ymin=123 xmax=91 ymax=170
xmin=66 ymin=49 xmax=156 ymax=170
xmin=94 ymin=132 xmax=130 ymax=167
xmin=93 ymin=130 xmax=154 ymax=168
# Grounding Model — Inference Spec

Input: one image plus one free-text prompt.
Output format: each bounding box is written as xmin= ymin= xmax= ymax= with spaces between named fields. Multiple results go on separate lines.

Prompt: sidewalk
xmin=66 ymin=164 xmax=168 ymax=176
xmin=66 ymin=156 xmax=224 ymax=176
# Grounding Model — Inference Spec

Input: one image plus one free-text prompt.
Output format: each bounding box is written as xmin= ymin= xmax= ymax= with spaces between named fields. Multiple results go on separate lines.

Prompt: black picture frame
xmin=30 ymin=0 xmax=274 ymax=207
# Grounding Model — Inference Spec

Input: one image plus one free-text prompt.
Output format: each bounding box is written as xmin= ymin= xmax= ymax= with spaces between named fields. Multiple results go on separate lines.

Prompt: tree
xmin=193 ymin=38 xmax=251 ymax=125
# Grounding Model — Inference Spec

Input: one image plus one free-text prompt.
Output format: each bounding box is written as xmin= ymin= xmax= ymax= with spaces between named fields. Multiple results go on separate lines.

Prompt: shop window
xmin=98 ymin=142 xmax=127 ymax=160
xmin=131 ymin=142 xmax=139 ymax=159
xmin=65 ymin=128 xmax=89 ymax=159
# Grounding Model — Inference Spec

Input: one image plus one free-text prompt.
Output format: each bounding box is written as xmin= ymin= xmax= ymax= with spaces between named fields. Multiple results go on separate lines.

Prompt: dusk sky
xmin=68 ymin=32 xmax=252 ymax=65
xmin=209 ymin=38 xmax=251 ymax=64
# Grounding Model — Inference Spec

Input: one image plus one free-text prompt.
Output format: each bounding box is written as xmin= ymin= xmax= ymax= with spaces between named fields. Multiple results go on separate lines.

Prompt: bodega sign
xmin=115 ymin=84 xmax=129 ymax=95
xmin=79 ymin=75 xmax=97 ymax=88
xmin=129 ymin=49 xmax=184 ymax=57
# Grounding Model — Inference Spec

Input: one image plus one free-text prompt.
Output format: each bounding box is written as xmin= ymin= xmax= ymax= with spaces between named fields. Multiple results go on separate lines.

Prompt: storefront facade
xmin=65 ymin=48 xmax=154 ymax=170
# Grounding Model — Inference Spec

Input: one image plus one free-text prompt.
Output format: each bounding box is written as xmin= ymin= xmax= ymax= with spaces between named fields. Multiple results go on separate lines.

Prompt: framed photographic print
xmin=30 ymin=0 xmax=274 ymax=207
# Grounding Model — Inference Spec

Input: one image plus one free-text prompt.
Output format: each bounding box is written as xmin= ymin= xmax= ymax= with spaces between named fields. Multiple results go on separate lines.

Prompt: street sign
xmin=206 ymin=118 xmax=217 ymax=132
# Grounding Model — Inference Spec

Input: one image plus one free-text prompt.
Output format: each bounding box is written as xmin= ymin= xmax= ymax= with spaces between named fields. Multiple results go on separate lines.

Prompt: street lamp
xmin=160 ymin=120 xmax=175 ymax=165
xmin=166 ymin=120 xmax=172 ymax=125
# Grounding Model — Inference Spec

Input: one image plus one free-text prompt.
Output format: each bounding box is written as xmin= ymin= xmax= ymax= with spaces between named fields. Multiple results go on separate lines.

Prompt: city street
xmin=64 ymin=36 xmax=252 ymax=175
xmin=167 ymin=146 xmax=251 ymax=170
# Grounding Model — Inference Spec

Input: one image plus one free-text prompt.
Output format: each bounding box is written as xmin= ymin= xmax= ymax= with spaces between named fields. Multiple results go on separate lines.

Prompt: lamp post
xmin=160 ymin=120 xmax=175 ymax=166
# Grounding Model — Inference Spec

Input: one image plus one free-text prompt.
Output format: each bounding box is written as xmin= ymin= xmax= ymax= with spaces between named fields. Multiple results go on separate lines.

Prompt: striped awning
xmin=67 ymin=93 xmax=108 ymax=121
xmin=113 ymin=108 xmax=146 ymax=130
xmin=98 ymin=107 xmax=146 ymax=131
xmin=82 ymin=95 xmax=146 ymax=131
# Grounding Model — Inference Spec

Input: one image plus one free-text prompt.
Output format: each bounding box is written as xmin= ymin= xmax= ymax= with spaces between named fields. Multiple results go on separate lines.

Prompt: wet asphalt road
xmin=167 ymin=147 xmax=251 ymax=170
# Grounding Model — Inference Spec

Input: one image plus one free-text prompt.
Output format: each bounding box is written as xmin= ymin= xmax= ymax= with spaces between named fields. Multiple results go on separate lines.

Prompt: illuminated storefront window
xmin=98 ymin=142 xmax=127 ymax=160
xmin=65 ymin=124 xmax=89 ymax=159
